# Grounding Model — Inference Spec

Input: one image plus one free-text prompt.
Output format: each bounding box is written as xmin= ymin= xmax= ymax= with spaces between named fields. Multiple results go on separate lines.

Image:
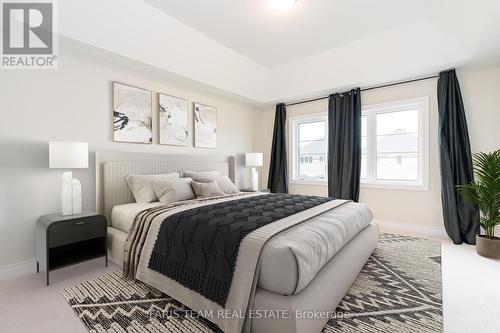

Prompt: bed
xmin=96 ymin=151 xmax=379 ymax=333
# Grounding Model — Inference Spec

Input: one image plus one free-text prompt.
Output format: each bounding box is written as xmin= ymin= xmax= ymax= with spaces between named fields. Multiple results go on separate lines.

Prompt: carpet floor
xmin=62 ymin=233 xmax=442 ymax=333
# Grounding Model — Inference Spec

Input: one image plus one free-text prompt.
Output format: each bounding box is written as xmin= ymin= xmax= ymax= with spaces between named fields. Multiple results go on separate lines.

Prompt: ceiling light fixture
xmin=267 ymin=0 xmax=297 ymax=11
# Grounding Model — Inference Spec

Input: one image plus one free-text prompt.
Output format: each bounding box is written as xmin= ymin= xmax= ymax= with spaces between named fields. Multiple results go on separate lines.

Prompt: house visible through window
xmin=361 ymin=97 xmax=429 ymax=190
xmin=290 ymin=97 xmax=428 ymax=190
xmin=290 ymin=114 xmax=327 ymax=181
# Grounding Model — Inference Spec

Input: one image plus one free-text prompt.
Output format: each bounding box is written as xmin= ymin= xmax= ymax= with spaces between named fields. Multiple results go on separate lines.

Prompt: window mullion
xmin=368 ymin=112 xmax=377 ymax=183
xmin=324 ymin=116 xmax=328 ymax=180
xmin=296 ymin=121 xmax=301 ymax=180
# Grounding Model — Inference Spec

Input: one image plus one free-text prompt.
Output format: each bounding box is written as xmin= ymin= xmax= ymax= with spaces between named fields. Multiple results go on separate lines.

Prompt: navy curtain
xmin=267 ymin=103 xmax=289 ymax=193
xmin=327 ymin=88 xmax=361 ymax=201
xmin=437 ymin=69 xmax=479 ymax=244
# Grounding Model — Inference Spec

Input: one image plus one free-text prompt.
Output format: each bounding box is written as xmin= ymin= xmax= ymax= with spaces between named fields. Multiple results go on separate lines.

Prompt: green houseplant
xmin=458 ymin=149 xmax=500 ymax=258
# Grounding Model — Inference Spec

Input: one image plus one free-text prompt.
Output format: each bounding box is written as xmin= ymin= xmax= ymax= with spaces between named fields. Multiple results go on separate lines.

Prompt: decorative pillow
xmin=183 ymin=170 xmax=220 ymax=180
xmin=191 ymin=180 xmax=225 ymax=198
xmin=215 ymin=176 xmax=239 ymax=194
xmin=125 ymin=172 xmax=180 ymax=203
xmin=195 ymin=175 xmax=239 ymax=194
xmin=151 ymin=178 xmax=195 ymax=204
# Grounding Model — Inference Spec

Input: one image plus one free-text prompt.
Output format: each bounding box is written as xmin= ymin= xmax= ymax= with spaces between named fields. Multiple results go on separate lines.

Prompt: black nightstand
xmin=35 ymin=212 xmax=107 ymax=286
xmin=240 ymin=188 xmax=270 ymax=193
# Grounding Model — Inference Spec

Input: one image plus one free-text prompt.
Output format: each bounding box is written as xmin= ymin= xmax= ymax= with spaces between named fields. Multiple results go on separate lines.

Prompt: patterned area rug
xmin=323 ymin=233 xmax=442 ymax=332
xmin=62 ymin=233 xmax=442 ymax=333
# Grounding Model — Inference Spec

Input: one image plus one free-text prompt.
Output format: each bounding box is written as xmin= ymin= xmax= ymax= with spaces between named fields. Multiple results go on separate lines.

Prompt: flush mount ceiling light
xmin=267 ymin=0 xmax=297 ymax=11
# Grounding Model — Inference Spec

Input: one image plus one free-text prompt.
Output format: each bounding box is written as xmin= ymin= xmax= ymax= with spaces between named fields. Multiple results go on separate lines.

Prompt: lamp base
xmin=61 ymin=171 xmax=82 ymax=216
xmin=250 ymin=167 xmax=259 ymax=191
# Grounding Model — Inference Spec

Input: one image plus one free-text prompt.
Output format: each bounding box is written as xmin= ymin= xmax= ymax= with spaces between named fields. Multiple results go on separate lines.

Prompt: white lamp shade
xmin=246 ymin=153 xmax=263 ymax=167
xmin=49 ymin=141 xmax=89 ymax=169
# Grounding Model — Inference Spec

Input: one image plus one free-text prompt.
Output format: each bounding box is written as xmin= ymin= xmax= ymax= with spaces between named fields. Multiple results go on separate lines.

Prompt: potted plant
xmin=458 ymin=149 xmax=500 ymax=259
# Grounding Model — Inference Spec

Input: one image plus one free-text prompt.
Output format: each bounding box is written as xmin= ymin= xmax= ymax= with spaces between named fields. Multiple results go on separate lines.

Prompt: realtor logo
xmin=1 ymin=0 xmax=57 ymax=69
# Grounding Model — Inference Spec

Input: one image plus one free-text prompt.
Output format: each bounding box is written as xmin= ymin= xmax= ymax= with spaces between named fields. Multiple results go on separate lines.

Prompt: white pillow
xmin=151 ymin=178 xmax=195 ymax=204
xmin=215 ymin=176 xmax=239 ymax=194
xmin=183 ymin=170 xmax=220 ymax=179
xmin=125 ymin=173 xmax=180 ymax=203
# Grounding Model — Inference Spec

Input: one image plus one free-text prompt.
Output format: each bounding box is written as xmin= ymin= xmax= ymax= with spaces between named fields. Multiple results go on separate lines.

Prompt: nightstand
xmin=35 ymin=212 xmax=107 ymax=286
xmin=240 ymin=188 xmax=270 ymax=193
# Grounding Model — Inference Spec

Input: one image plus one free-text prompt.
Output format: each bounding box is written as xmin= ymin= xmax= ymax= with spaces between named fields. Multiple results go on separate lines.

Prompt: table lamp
xmin=245 ymin=153 xmax=263 ymax=191
xmin=49 ymin=141 xmax=88 ymax=215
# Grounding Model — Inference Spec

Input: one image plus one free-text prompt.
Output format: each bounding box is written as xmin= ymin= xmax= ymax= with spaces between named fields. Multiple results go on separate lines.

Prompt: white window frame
xmin=361 ymin=97 xmax=429 ymax=191
xmin=289 ymin=113 xmax=328 ymax=185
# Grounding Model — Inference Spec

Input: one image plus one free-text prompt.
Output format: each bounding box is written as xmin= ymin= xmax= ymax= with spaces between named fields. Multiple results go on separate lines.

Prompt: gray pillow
xmin=191 ymin=180 xmax=225 ymax=198
xmin=151 ymin=178 xmax=195 ymax=204
xmin=195 ymin=175 xmax=239 ymax=194
xmin=125 ymin=172 xmax=180 ymax=203
xmin=183 ymin=170 xmax=220 ymax=179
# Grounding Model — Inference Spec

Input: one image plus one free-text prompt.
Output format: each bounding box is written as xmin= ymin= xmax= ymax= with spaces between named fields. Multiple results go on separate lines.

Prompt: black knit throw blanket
xmin=148 ymin=193 xmax=332 ymax=307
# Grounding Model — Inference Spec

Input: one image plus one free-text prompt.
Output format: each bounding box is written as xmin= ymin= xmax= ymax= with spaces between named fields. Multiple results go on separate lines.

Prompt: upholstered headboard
xmin=95 ymin=151 xmax=236 ymax=223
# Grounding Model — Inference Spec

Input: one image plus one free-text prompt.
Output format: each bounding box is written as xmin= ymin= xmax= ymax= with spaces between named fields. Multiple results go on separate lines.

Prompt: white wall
xmin=0 ymin=44 xmax=260 ymax=267
xmin=459 ymin=62 xmax=500 ymax=153
xmin=258 ymin=61 xmax=500 ymax=232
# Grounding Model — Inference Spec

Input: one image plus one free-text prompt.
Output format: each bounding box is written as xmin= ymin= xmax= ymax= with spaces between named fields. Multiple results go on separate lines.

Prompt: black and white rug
xmin=62 ymin=233 xmax=442 ymax=333
xmin=323 ymin=233 xmax=442 ymax=332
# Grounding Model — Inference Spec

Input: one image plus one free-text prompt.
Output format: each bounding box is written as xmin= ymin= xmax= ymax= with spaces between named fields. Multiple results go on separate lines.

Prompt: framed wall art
xmin=158 ymin=93 xmax=189 ymax=146
xmin=113 ymin=82 xmax=152 ymax=144
xmin=193 ymin=102 xmax=217 ymax=148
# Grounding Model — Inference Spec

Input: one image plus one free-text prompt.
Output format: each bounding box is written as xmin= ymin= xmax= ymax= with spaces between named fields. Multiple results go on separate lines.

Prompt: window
xmin=289 ymin=97 xmax=428 ymax=190
xmin=361 ymin=97 xmax=429 ymax=190
xmin=290 ymin=114 xmax=327 ymax=182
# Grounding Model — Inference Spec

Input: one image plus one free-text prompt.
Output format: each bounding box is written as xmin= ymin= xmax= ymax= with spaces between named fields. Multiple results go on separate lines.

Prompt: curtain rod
xmin=284 ymin=74 xmax=439 ymax=107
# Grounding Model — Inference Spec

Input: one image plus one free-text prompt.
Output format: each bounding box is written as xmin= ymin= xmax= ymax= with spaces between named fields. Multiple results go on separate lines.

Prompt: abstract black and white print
xmin=113 ymin=82 xmax=152 ymax=144
xmin=159 ymin=93 xmax=188 ymax=146
xmin=193 ymin=102 xmax=216 ymax=148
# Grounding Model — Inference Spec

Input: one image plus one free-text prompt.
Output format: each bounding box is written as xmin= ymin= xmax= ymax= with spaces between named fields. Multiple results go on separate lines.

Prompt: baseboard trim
xmin=374 ymin=219 xmax=448 ymax=240
xmin=0 ymin=258 xmax=36 ymax=280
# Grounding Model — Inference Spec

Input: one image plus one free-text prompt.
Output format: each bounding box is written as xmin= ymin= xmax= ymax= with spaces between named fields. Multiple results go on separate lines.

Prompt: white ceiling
xmin=59 ymin=0 xmax=500 ymax=104
xmin=145 ymin=0 xmax=500 ymax=68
